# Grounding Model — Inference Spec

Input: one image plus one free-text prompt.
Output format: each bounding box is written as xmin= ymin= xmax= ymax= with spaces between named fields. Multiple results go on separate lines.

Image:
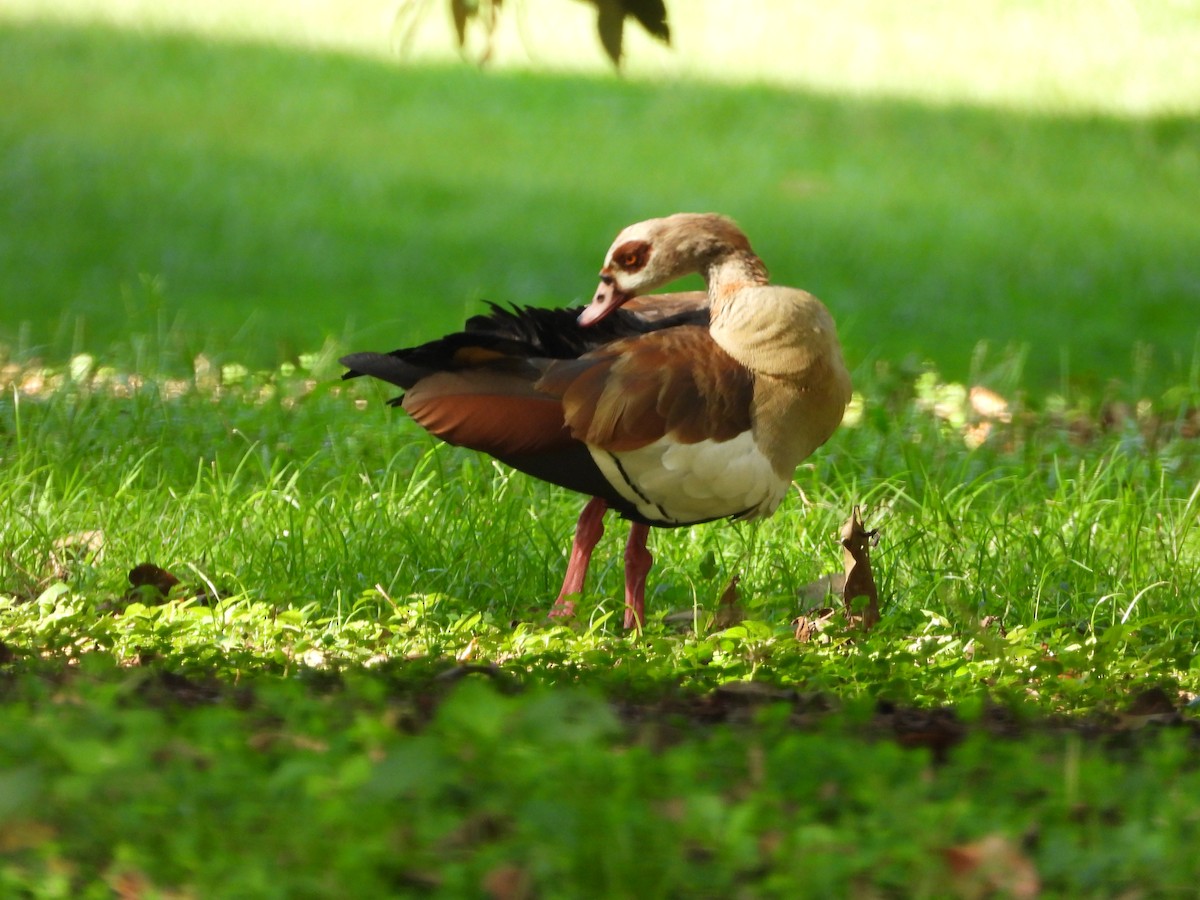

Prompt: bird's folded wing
xmin=539 ymin=326 xmax=754 ymax=453
xmin=400 ymin=367 xmax=575 ymax=458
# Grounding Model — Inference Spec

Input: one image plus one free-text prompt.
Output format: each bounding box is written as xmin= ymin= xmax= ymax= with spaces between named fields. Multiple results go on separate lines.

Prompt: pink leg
xmin=549 ymin=497 xmax=607 ymax=619
xmin=623 ymin=523 xmax=653 ymax=630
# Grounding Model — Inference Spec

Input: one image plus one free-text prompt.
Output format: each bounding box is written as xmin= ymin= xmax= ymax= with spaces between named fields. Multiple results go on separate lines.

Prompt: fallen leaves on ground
xmin=840 ymin=507 xmax=881 ymax=630
xmin=0 ymin=820 xmax=57 ymax=853
xmin=481 ymin=864 xmax=531 ymax=900
xmin=794 ymin=507 xmax=882 ymax=638
xmin=127 ymin=562 xmax=181 ymax=601
xmin=942 ymin=833 xmax=1040 ymax=899
xmin=711 ymin=575 xmax=744 ymax=630
xmin=793 ymin=608 xmax=838 ymax=643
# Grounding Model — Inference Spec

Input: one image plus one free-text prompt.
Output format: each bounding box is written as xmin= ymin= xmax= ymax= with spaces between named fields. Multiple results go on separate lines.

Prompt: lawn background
xmin=3 ymin=2 xmax=1200 ymax=895
xmin=2 ymin=0 xmax=1199 ymax=391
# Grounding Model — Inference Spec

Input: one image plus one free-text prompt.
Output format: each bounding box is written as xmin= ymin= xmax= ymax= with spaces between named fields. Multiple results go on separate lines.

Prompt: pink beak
xmin=578 ymin=277 xmax=632 ymax=327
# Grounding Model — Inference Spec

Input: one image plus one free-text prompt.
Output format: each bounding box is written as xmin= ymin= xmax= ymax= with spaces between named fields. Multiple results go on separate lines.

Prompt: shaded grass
xmin=3 ymin=663 xmax=1199 ymax=897
xmin=2 ymin=20 xmax=1200 ymax=390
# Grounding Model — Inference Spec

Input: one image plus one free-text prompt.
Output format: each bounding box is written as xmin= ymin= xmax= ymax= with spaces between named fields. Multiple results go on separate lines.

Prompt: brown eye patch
xmin=610 ymin=240 xmax=651 ymax=273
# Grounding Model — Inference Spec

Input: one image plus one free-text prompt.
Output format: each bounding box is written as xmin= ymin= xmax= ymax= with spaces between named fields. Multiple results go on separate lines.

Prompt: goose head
xmin=579 ymin=213 xmax=755 ymax=326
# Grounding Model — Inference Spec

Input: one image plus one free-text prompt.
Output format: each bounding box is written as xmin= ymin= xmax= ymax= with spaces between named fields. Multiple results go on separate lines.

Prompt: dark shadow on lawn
xmin=6 ymin=652 xmax=1197 ymax=762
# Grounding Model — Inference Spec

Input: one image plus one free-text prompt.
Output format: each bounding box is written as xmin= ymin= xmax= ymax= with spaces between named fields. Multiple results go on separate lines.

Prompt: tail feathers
xmin=339 ymin=352 xmax=428 ymax=390
xmin=340 ymin=296 xmax=710 ymax=390
xmin=465 ymin=300 xmax=708 ymax=358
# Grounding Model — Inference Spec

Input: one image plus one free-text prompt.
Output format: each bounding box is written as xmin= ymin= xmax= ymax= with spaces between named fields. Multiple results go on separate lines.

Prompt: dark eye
xmin=612 ymin=241 xmax=650 ymax=272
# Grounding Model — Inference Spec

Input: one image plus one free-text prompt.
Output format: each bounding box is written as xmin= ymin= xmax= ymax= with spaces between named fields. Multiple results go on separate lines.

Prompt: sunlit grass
xmin=3 ymin=351 xmax=1198 ymax=672
xmin=4 ymin=0 xmax=1199 ymax=113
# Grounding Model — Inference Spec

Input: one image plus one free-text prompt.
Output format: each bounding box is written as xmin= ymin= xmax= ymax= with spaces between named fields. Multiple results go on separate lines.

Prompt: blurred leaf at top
xmin=398 ymin=0 xmax=671 ymax=67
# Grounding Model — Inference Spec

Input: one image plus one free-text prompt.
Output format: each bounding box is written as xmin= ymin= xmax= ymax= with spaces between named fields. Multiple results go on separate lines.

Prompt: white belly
xmin=589 ymin=431 xmax=789 ymax=525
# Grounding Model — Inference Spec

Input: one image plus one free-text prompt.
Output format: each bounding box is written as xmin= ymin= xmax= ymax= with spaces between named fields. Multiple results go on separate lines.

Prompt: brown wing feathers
xmin=348 ymin=315 xmax=755 ymax=460
xmin=543 ymin=328 xmax=753 ymax=451
xmin=340 ymin=299 xmax=709 ymax=388
xmin=340 ymin=301 xmax=736 ymax=524
xmin=401 ymin=370 xmax=574 ymax=457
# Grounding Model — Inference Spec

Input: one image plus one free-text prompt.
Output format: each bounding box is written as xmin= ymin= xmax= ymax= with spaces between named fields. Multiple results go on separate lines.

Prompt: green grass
xmin=2 ymin=19 xmax=1200 ymax=390
xmin=4 ymin=351 xmax=1198 ymax=646
xmin=4 ymin=666 xmax=1200 ymax=897
xmin=3 ymin=6 xmax=1200 ymax=895
xmin=2 ymin=356 xmax=1200 ymax=895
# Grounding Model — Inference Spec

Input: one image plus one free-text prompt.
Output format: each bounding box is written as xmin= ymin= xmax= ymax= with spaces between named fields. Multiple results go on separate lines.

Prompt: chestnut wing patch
xmin=539 ymin=326 xmax=754 ymax=452
xmin=402 ymin=370 xmax=575 ymax=457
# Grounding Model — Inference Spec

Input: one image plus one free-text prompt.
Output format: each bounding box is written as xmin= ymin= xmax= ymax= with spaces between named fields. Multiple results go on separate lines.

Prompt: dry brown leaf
xmin=128 ymin=562 xmax=181 ymax=598
xmin=107 ymin=867 xmax=153 ymax=900
xmin=841 ymin=507 xmax=881 ymax=630
xmin=481 ymin=864 xmax=531 ymax=900
xmin=712 ymin=574 xmax=743 ymax=629
xmin=794 ymin=609 xmax=837 ymax=643
xmin=942 ymin=833 xmax=1040 ymax=899
xmin=0 ymin=820 xmax=56 ymax=852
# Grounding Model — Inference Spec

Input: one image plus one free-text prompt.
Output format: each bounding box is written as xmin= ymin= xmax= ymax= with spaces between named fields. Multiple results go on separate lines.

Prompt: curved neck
xmin=705 ymin=250 xmax=770 ymax=311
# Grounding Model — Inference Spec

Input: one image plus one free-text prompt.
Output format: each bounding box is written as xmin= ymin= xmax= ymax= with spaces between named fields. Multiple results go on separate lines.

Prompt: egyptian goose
xmin=341 ymin=213 xmax=851 ymax=628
